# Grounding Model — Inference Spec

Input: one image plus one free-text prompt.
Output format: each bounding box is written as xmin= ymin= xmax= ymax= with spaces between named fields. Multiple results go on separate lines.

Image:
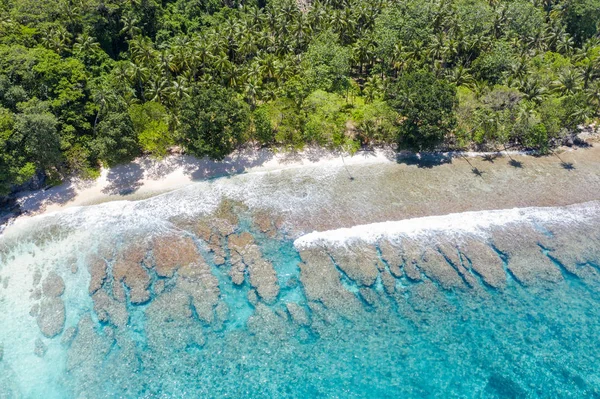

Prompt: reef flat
xmin=1 ymin=148 xmax=600 ymax=398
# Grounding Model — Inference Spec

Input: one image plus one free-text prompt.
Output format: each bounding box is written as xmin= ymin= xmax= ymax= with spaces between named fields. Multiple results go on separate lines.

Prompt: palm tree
xmin=73 ymin=33 xmax=101 ymax=59
xmin=120 ymin=16 xmax=141 ymax=39
xmin=551 ymin=69 xmax=582 ymax=96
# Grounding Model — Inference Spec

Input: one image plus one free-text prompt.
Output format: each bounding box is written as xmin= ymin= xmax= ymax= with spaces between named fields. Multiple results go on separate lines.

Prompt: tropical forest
xmin=0 ymin=0 xmax=599 ymax=194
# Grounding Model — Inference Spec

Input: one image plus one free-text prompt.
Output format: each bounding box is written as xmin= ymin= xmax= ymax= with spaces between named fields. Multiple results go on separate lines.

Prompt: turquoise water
xmin=1 ymin=198 xmax=600 ymax=398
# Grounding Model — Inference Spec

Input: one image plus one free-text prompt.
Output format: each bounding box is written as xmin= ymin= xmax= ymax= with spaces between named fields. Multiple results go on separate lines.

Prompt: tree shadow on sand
xmin=15 ymin=184 xmax=78 ymax=214
xmin=508 ymin=158 xmax=523 ymax=168
xmin=102 ymin=163 xmax=145 ymax=195
xmin=396 ymin=152 xmax=453 ymax=168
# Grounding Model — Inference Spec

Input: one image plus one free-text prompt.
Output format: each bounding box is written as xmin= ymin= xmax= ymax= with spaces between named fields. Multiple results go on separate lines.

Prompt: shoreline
xmin=1 ymin=137 xmax=599 ymax=235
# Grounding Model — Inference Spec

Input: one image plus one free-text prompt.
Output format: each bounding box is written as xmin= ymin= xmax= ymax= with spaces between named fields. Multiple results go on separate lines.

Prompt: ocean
xmin=1 ymin=158 xmax=599 ymax=398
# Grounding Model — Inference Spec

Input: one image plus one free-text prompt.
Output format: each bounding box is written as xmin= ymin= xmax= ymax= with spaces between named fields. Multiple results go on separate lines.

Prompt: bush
xmin=387 ymin=71 xmax=457 ymax=151
xmin=178 ymin=85 xmax=250 ymax=160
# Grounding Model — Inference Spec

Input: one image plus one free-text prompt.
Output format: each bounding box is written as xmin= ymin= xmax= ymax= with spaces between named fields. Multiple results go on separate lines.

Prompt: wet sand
xmin=281 ymin=145 xmax=600 ymax=234
xmin=3 ymin=141 xmax=600 ymax=237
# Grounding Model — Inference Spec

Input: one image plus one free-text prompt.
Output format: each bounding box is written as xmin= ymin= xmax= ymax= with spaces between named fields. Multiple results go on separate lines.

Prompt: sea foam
xmin=294 ymin=201 xmax=600 ymax=249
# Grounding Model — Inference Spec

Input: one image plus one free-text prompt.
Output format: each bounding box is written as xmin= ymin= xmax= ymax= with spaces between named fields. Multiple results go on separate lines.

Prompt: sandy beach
xmin=2 ymin=134 xmax=600 ymax=236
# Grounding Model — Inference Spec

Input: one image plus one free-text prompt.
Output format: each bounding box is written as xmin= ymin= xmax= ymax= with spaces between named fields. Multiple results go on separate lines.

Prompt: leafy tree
xmin=92 ymin=111 xmax=140 ymax=166
xmin=387 ymin=71 xmax=457 ymax=151
xmin=302 ymin=30 xmax=351 ymax=93
xmin=178 ymin=84 xmax=250 ymax=160
xmin=14 ymin=99 xmax=61 ymax=172
xmin=253 ymin=106 xmax=275 ymax=145
xmin=563 ymin=0 xmax=600 ymax=45
xmin=129 ymin=101 xmax=173 ymax=157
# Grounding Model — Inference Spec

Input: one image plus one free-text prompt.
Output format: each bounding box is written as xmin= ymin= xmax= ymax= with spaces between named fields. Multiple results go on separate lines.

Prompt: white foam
xmin=293 ymin=201 xmax=600 ymax=249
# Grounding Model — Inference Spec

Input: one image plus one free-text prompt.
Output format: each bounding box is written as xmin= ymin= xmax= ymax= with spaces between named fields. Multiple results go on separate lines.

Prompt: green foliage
xmin=472 ymin=42 xmax=517 ymax=84
xmin=92 ymin=111 xmax=140 ymax=166
xmin=129 ymin=102 xmax=172 ymax=157
xmin=178 ymin=85 xmax=250 ymax=160
xmin=352 ymin=100 xmax=398 ymax=144
xmin=303 ymin=90 xmax=347 ymax=145
xmin=253 ymin=106 xmax=275 ymax=145
xmin=564 ymin=0 xmax=600 ymax=45
xmin=388 ymin=71 xmax=457 ymax=151
xmin=0 ymin=0 xmax=598 ymax=191
xmin=302 ymin=31 xmax=352 ymax=93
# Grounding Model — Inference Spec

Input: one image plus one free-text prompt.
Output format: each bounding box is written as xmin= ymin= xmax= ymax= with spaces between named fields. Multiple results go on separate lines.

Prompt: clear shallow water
xmin=1 ymin=187 xmax=600 ymax=398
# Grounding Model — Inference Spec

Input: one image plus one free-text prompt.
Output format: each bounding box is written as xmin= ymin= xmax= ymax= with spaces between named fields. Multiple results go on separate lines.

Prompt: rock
xmin=112 ymin=281 xmax=126 ymax=303
xmin=91 ymin=289 xmax=129 ymax=328
xmin=228 ymin=232 xmax=280 ymax=303
xmin=459 ymin=238 xmax=506 ymax=289
xmin=227 ymin=233 xmax=252 ymax=284
xmin=145 ymin=289 xmax=205 ymax=352
xmin=541 ymin=223 xmax=600 ymax=278
xmin=176 ymin=259 xmax=220 ymax=324
xmin=437 ymin=240 xmax=478 ymax=288
xmin=328 ymin=244 xmax=380 ymax=287
xmin=417 ymin=247 xmax=465 ymax=290
xmin=380 ymin=270 xmax=396 ymax=294
xmin=379 ymin=240 xmax=403 ymax=277
xmin=42 ymin=272 xmax=65 ymax=298
xmin=398 ymin=239 xmax=425 ymax=281
xmin=0 ymin=342 xmax=3 ymax=361
xmin=153 ymin=279 xmax=165 ymax=295
xmin=71 ymin=262 xmax=78 ymax=274
xmin=112 ymin=244 xmax=151 ymax=304
xmin=34 ymin=339 xmax=47 ymax=358
xmin=491 ymin=227 xmax=563 ymax=286
xmin=298 ymin=247 xmax=362 ymax=316
xmin=61 ymin=327 xmax=77 ymax=347
xmin=286 ymin=302 xmax=310 ymax=326
xmin=87 ymin=255 xmax=108 ymax=295
xmin=247 ymin=289 xmax=258 ymax=305
xmin=37 ymin=297 xmax=65 ymax=338
xmin=212 ymin=199 xmax=242 ymax=236
xmin=197 ymin=221 xmax=227 ymax=266
xmin=152 ymin=235 xmax=200 ymax=278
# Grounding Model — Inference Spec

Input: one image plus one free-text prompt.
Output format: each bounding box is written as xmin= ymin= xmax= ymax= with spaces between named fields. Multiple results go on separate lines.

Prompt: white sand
xmin=12 ymin=147 xmax=393 ymax=218
xmin=1 ymin=143 xmax=590 ymax=232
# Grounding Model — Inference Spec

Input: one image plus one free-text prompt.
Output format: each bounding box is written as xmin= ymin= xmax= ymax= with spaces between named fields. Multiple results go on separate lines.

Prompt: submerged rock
xmin=491 ymin=227 xmax=563 ymax=286
xmin=34 ymin=339 xmax=47 ymax=358
xmin=91 ymin=289 xmax=129 ymax=328
xmin=152 ymin=235 xmax=200 ymax=278
xmin=112 ymin=244 xmax=151 ymax=304
xmin=228 ymin=232 xmax=279 ymax=303
xmin=177 ymin=259 xmax=220 ymax=324
xmin=459 ymin=238 xmax=506 ymax=289
xmin=286 ymin=302 xmax=310 ymax=326
xmin=61 ymin=326 xmax=77 ymax=347
xmin=145 ymin=289 xmax=205 ymax=352
xmin=298 ymin=247 xmax=362 ymax=316
xmin=37 ymin=297 xmax=65 ymax=338
xmin=67 ymin=316 xmax=113 ymax=373
xmin=327 ymin=244 xmax=380 ymax=287
xmin=42 ymin=272 xmax=65 ymax=298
